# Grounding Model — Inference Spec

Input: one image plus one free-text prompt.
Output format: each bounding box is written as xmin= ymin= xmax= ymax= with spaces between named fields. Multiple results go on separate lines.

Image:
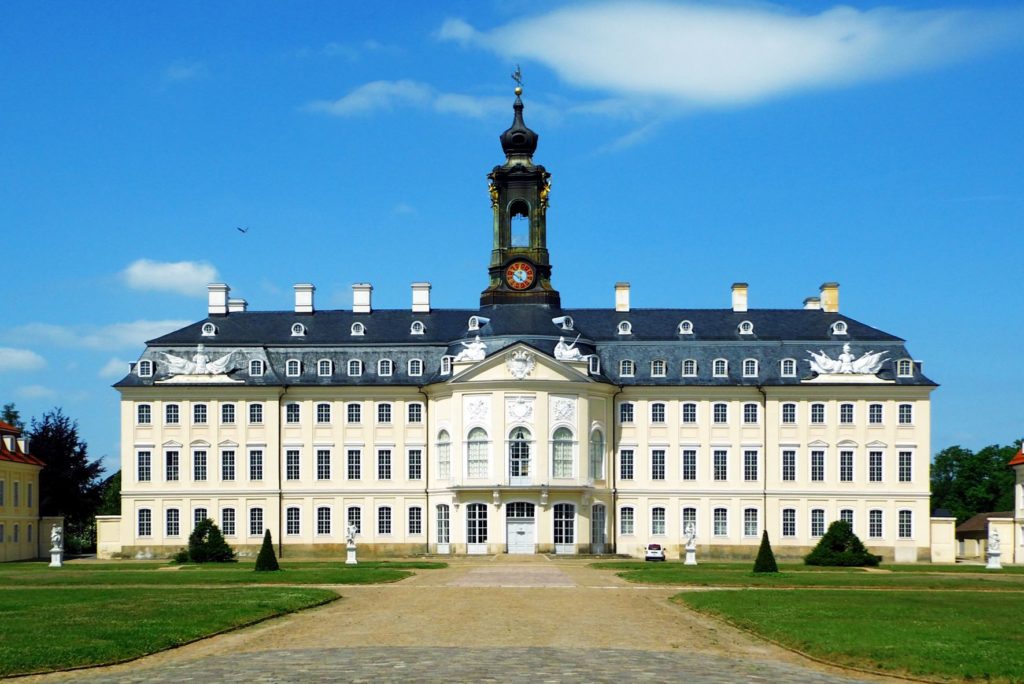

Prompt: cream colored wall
xmin=0 ymin=460 xmax=42 ymax=562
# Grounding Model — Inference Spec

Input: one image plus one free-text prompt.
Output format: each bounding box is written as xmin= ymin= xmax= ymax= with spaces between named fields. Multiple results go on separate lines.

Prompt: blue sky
xmin=1 ymin=1 xmax=1022 ymax=472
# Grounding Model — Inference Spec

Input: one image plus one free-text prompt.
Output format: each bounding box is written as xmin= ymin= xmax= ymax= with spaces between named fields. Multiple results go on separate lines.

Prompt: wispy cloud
xmin=98 ymin=357 xmax=132 ymax=380
xmin=0 ymin=347 xmax=46 ymax=373
xmin=15 ymin=384 xmax=56 ymax=400
xmin=9 ymin=321 xmax=192 ymax=351
xmin=163 ymin=61 xmax=208 ymax=83
xmin=305 ymin=80 xmax=507 ymax=119
xmin=320 ymin=39 xmax=401 ymax=61
xmin=121 ymin=259 xmax=219 ymax=297
xmin=440 ymin=2 xmax=1023 ymax=109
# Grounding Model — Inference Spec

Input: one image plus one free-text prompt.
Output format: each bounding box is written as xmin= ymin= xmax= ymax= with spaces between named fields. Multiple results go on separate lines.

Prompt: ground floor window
xmin=840 ymin=509 xmax=854 ymax=527
xmin=713 ymin=507 xmax=727 ymax=537
xmin=782 ymin=508 xmax=796 ymax=537
xmin=409 ymin=506 xmax=422 ymax=535
xmin=869 ymin=509 xmax=883 ymax=538
xmin=554 ymin=503 xmax=575 ymax=544
xmin=437 ymin=504 xmax=450 ymax=543
xmin=620 ymin=506 xmax=634 ymax=535
xmin=286 ymin=507 xmax=300 ymax=535
xmin=651 ymin=506 xmax=666 ymax=536
xmin=347 ymin=507 xmax=361 ymax=534
xmin=378 ymin=506 xmax=392 ymax=535
xmin=221 ymin=508 xmax=235 ymax=536
xmin=898 ymin=510 xmax=912 ymax=539
xmin=318 ymin=507 xmax=331 ymax=535
xmin=166 ymin=509 xmax=180 ymax=537
xmin=810 ymin=508 xmax=825 ymax=537
xmin=138 ymin=509 xmax=152 ymax=536
xmin=250 ymin=508 xmax=263 ymax=536
xmin=194 ymin=508 xmax=208 ymax=527
xmin=467 ymin=503 xmax=488 ymax=544
xmin=743 ymin=508 xmax=758 ymax=537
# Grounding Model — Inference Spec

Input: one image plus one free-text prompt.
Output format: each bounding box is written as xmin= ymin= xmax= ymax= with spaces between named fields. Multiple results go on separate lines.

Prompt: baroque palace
xmin=99 ymin=86 xmax=947 ymax=561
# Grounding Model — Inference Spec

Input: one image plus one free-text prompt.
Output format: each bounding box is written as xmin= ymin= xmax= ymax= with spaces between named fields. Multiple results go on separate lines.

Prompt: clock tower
xmin=480 ymin=85 xmax=561 ymax=308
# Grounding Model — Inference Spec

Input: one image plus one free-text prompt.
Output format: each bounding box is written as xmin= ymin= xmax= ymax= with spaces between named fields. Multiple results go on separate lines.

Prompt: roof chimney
xmin=820 ymin=282 xmax=839 ymax=313
xmin=207 ymin=283 xmax=229 ymax=316
xmin=411 ymin=282 xmax=431 ymax=313
xmin=227 ymin=298 xmax=248 ymax=313
xmin=615 ymin=282 xmax=630 ymax=312
xmin=294 ymin=283 xmax=315 ymax=314
xmin=731 ymin=282 xmax=748 ymax=313
xmin=353 ymin=283 xmax=373 ymax=314
xmin=803 ymin=296 xmax=821 ymax=310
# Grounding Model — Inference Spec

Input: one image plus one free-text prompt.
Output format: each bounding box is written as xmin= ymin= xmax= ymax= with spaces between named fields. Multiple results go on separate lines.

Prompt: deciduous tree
xmin=931 ymin=442 xmax=1018 ymax=523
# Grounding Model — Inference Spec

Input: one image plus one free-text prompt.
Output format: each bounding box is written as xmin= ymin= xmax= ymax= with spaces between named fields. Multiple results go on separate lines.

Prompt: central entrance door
xmin=506 ymin=501 xmax=536 ymax=554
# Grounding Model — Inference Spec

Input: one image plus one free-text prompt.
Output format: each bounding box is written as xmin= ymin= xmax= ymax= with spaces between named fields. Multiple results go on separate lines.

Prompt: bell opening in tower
xmin=510 ymin=200 xmax=530 ymax=247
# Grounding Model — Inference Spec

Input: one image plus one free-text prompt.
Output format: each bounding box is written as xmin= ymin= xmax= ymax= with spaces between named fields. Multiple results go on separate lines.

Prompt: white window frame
xmin=712 ymin=402 xmax=728 ymax=425
xmin=781 ymin=508 xmax=796 ymax=537
xmin=898 ymin=403 xmax=914 ymax=425
xmin=898 ymin=509 xmax=913 ymax=539
xmin=742 ymin=402 xmax=758 ymax=425
xmin=285 ymin=403 xmax=300 ymax=424
xmin=678 ymin=320 xmax=693 ymax=334
xmin=869 ymin=509 xmax=884 ymax=538
xmin=286 ymin=359 xmax=301 ymax=377
xmin=681 ymin=402 xmax=697 ymax=424
xmin=840 ymin=403 xmax=854 ymax=424
xmin=682 ymin=359 xmax=697 ymax=377
xmin=408 ymin=358 xmax=423 ymax=377
xmin=317 ymin=359 xmax=333 ymax=377
xmin=620 ymin=506 xmax=635 ymax=535
xmin=441 ymin=356 xmax=453 ymax=375
xmin=781 ymin=403 xmax=796 ymax=424
xmin=291 ymin=322 xmax=305 ymax=337
xmin=347 ymin=359 xmax=363 ymax=377
xmin=378 ymin=358 xmax=393 ymax=377
xmin=713 ymin=507 xmax=728 ymax=536
xmin=780 ymin=358 xmax=797 ymax=377
xmin=202 ymin=322 xmax=217 ymax=337
xmin=868 ymin=403 xmax=884 ymax=425
xmin=651 ymin=360 xmax=666 ymax=377
xmin=831 ymin=320 xmax=848 ymax=335
xmin=137 ymin=360 xmax=153 ymax=377
xmin=650 ymin=402 xmax=666 ymax=424
xmin=712 ymin=358 xmax=728 ymax=377
xmin=738 ymin=320 xmax=753 ymax=335
xmin=897 ymin=358 xmax=913 ymax=377
xmin=651 ymin=506 xmax=666 ymax=536
xmin=316 ymin=402 xmax=331 ymax=424
xmin=619 ymin=359 xmax=635 ymax=377
xmin=742 ymin=358 xmax=758 ymax=377
xmin=410 ymin=320 xmax=425 ymax=335
xmin=743 ymin=508 xmax=759 ymax=537
xmin=810 ymin=402 xmax=826 ymax=425
xmin=810 ymin=508 xmax=826 ymax=537
xmin=617 ymin=321 xmax=632 ymax=335
xmin=249 ymin=359 xmax=264 ymax=377
xmin=350 ymin=322 xmax=365 ymax=336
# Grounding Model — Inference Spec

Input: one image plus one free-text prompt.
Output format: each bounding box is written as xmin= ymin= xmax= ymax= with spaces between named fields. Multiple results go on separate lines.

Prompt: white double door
xmin=506 ymin=502 xmax=536 ymax=554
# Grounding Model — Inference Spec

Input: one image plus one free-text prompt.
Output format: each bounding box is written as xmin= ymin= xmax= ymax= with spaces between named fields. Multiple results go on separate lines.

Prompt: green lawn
xmin=0 ymin=559 xmax=446 ymax=586
xmin=591 ymin=561 xmax=1024 ymax=590
xmin=677 ymin=589 xmax=1024 ymax=683
xmin=0 ymin=587 xmax=338 ymax=676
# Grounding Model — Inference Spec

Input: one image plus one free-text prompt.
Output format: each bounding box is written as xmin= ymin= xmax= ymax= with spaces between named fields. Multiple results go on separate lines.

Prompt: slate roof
xmin=116 ymin=304 xmax=935 ymax=388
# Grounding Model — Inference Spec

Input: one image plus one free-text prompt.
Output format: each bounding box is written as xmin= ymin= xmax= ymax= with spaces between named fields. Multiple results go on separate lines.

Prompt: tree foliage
xmin=753 ymin=530 xmax=779 ymax=573
xmin=2 ymin=402 xmax=24 ymax=431
xmin=174 ymin=518 xmax=235 ymax=563
xmin=29 ymin=408 xmax=105 ymax=550
xmin=255 ymin=529 xmax=279 ymax=571
xmin=931 ymin=442 xmax=1019 ymax=524
xmin=805 ymin=520 xmax=881 ymax=567
xmin=97 ymin=471 xmax=121 ymax=516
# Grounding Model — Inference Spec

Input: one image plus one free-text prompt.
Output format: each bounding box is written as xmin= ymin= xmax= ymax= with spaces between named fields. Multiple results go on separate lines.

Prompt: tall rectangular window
xmin=165 ymin=404 xmax=179 ymax=425
xmin=651 ymin=507 xmax=666 ymax=535
xmin=286 ymin=508 xmax=300 ymax=535
xmin=810 ymin=403 xmax=825 ymax=424
xmin=408 ymin=507 xmax=422 ymax=535
xmin=437 ymin=438 xmax=451 ymax=479
xmin=193 ymin=450 xmax=207 ymax=481
xmin=221 ymin=508 xmax=235 ymax=536
xmin=221 ymin=450 xmax=235 ymax=481
xmin=194 ymin=508 xmax=207 ymax=527
xmin=839 ymin=509 xmax=854 ymax=526
xmin=713 ymin=449 xmax=727 ymax=481
xmin=408 ymin=449 xmax=422 ymax=480
xmin=249 ymin=449 xmax=263 ymax=481
xmin=317 ymin=450 xmax=331 ymax=480
xmin=713 ymin=403 xmax=727 ymax=424
xmin=619 ymin=403 xmax=634 ymax=423
xmin=619 ymin=450 xmax=634 ymax=480
xmin=286 ymin=450 xmax=300 ymax=480
xmin=743 ymin=450 xmax=758 ymax=482
xmin=317 ymin=507 xmax=331 ymax=535
xmin=810 ymin=450 xmax=824 ymax=482
xmin=221 ymin=403 xmax=235 ymax=424
xmin=898 ymin=510 xmax=912 ymax=539
xmin=898 ymin=403 xmax=913 ymax=425
xmin=138 ymin=509 xmax=152 ymax=536
xmin=743 ymin=403 xmax=758 ymax=424
xmin=137 ymin=404 xmax=151 ymax=424
xmin=839 ymin=450 xmax=853 ymax=482
xmin=651 ymin=449 xmax=666 ymax=480
xmin=840 ymin=403 xmax=854 ymax=424
xmin=782 ymin=450 xmax=796 ymax=481
xmin=620 ymin=507 xmax=634 ymax=535
xmin=681 ymin=403 xmax=696 ymax=424
xmin=898 ymin=451 xmax=913 ymax=482
xmin=868 ymin=403 xmax=883 ymax=424
xmin=377 ymin=449 xmax=392 ymax=480
xmin=869 ymin=451 xmax=883 ymax=482
xmin=681 ymin=449 xmax=696 ymax=481
xmin=347 ymin=403 xmax=361 ymax=423
xmin=743 ymin=508 xmax=758 ymax=537
xmin=782 ymin=509 xmax=796 ymax=537
xmin=713 ymin=508 xmax=727 ymax=536
xmin=811 ymin=509 xmax=825 ymax=537
xmin=781 ymin=403 xmax=796 ymax=424
xmin=408 ymin=403 xmax=423 ymax=423
xmin=286 ymin=404 xmax=300 ymax=424
xmin=869 ymin=509 xmax=883 ymax=538
xmin=317 ymin=403 xmax=332 ymax=424
xmin=348 ymin=507 xmax=361 ymax=534
xmin=137 ymin=451 xmax=151 ymax=482
xmin=249 ymin=403 xmax=263 ymax=424
xmin=682 ymin=507 xmax=697 ymax=536
xmin=250 ymin=508 xmax=263 ymax=536
xmin=193 ymin=404 xmax=207 ymax=424
xmin=378 ymin=506 xmax=392 ymax=535
xmin=165 ymin=451 xmax=179 ymax=481
xmin=650 ymin=403 xmax=666 ymax=423
xmin=377 ymin=403 xmax=392 ymax=423
xmin=347 ymin=449 xmax=361 ymax=480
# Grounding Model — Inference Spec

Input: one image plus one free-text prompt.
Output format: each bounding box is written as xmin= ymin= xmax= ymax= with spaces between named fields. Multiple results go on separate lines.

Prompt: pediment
xmin=218 ymin=440 xmax=239 ymax=448
xmin=162 ymin=440 xmax=183 ymax=448
xmin=450 ymin=343 xmax=593 ymax=385
xmin=190 ymin=439 xmax=211 ymax=447
xmin=866 ymin=440 xmax=888 ymax=448
xmin=837 ymin=439 xmax=859 ymax=448
xmin=807 ymin=439 xmax=829 ymax=448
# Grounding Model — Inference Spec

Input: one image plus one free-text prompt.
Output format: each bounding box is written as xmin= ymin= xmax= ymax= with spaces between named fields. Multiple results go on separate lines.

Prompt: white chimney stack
xmin=353 ymin=283 xmax=373 ymax=314
xmin=207 ymin=283 xmax=229 ymax=316
xmin=803 ymin=296 xmax=822 ymax=310
xmin=731 ymin=282 xmax=749 ymax=313
xmin=615 ymin=282 xmax=630 ymax=312
xmin=820 ymin=282 xmax=840 ymax=313
xmin=411 ymin=282 xmax=431 ymax=313
xmin=294 ymin=283 xmax=315 ymax=314
xmin=228 ymin=298 xmax=248 ymax=313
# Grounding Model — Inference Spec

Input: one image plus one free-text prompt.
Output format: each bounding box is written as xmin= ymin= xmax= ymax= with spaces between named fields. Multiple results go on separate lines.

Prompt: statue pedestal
xmin=986 ymin=551 xmax=1002 ymax=570
xmin=49 ymin=549 xmax=63 ymax=568
xmin=684 ymin=546 xmax=697 ymax=566
xmin=345 ymin=543 xmax=357 ymax=565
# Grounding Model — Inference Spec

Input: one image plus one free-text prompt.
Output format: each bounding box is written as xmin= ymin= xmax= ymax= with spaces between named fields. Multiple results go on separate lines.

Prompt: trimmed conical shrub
xmin=753 ymin=530 xmax=779 ymax=573
xmin=805 ymin=520 xmax=881 ymax=567
xmin=186 ymin=518 xmax=235 ymax=563
xmin=254 ymin=529 xmax=280 ymax=571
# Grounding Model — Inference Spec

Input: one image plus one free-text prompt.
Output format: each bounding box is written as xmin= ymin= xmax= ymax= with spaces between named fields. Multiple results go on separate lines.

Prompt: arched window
xmin=552 ymin=427 xmax=574 ymax=478
xmin=249 ymin=359 xmax=264 ymax=377
xmin=617 ymin=321 xmax=632 ymax=335
xmin=137 ymin=360 xmax=153 ymax=377
xmin=202 ymin=322 xmax=217 ymax=337
xmin=318 ymin=359 xmax=333 ymax=377
xmin=780 ymin=358 xmax=797 ymax=377
xmin=738 ymin=320 xmax=754 ymax=335
xmin=589 ymin=430 xmax=605 ymax=480
xmin=468 ymin=316 xmax=481 ymax=331
xmin=509 ymin=427 xmax=531 ymax=483
xmin=286 ymin=359 xmax=301 ymax=377
xmin=897 ymin=358 xmax=913 ymax=377
xmin=441 ymin=356 xmax=453 ymax=375
xmin=436 ymin=430 xmax=451 ymax=479
xmin=553 ymin=503 xmax=575 ymax=546
xmin=509 ymin=199 xmax=531 ymax=246
xmin=467 ymin=428 xmax=489 ymax=479
xmin=619 ymin=359 xmax=635 ymax=377
xmin=350 ymin=322 xmax=365 ymax=336
xmin=291 ymin=323 xmax=305 ymax=337
xmin=713 ymin=358 xmax=728 ymax=377
xmin=347 ymin=359 xmax=362 ymax=377
xmin=378 ymin=359 xmax=393 ymax=376
xmin=682 ymin=359 xmax=697 ymax=377
xmin=743 ymin=359 xmax=758 ymax=377
xmin=831 ymin=320 xmax=848 ymax=335
xmin=651 ymin=360 xmax=666 ymax=377
xmin=408 ymin=358 xmax=423 ymax=376
xmin=410 ymin=320 xmax=425 ymax=335
xmin=678 ymin=320 xmax=693 ymax=334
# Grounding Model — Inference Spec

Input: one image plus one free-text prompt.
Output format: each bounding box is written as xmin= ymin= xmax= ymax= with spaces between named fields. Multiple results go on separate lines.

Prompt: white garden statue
xmin=345 ymin=522 xmax=358 ymax=565
xmin=986 ymin=530 xmax=1002 ymax=570
xmin=49 ymin=524 xmax=64 ymax=568
xmin=684 ymin=522 xmax=697 ymax=566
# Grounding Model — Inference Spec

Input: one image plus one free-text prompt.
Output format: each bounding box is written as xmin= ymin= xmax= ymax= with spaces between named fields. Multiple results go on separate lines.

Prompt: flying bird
xmin=236 ymin=226 xmax=249 ymax=234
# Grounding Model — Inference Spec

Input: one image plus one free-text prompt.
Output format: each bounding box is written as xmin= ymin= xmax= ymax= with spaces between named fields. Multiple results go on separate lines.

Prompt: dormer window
xmin=831 ymin=320 xmax=848 ymax=335
xmin=137 ymin=360 xmax=153 ymax=377
xmin=317 ymin=359 xmax=333 ymax=377
xmin=467 ymin=315 xmax=489 ymax=331
xmin=897 ymin=358 xmax=914 ymax=377
xmin=620 ymin=359 xmax=635 ymax=377
xmin=713 ymin=358 xmax=728 ymax=377
xmin=378 ymin=359 xmax=393 ymax=377
xmin=201 ymin=323 xmax=217 ymax=337
xmin=780 ymin=358 xmax=797 ymax=377
xmin=617 ymin=321 xmax=632 ymax=335
xmin=678 ymin=320 xmax=693 ymax=335
xmin=743 ymin=359 xmax=758 ymax=377
xmin=651 ymin=360 xmax=666 ymax=377
xmin=588 ymin=356 xmax=600 ymax=374
xmin=291 ymin=323 xmax=306 ymax=337
xmin=682 ymin=359 xmax=697 ymax=377
xmin=286 ymin=359 xmax=301 ymax=377
xmin=553 ymin=316 xmax=574 ymax=331
xmin=410 ymin=321 xmax=425 ymax=335
xmin=441 ymin=356 xmax=453 ymax=375
xmin=738 ymin=320 xmax=754 ymax=335
xmin=249 ymin=360 xmax=265 ymax=377
xmin=347 ymin=359 xmax=363 ymax=377
xmin=350 ymin=322 xmax=365 ymax=336
xmin=408 ymin=358 xmax=423 ymax=377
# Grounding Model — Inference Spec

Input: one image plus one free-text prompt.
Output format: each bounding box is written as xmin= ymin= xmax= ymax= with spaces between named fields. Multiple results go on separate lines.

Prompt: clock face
xmin=505 ymin=261 xmax=536 ymax=290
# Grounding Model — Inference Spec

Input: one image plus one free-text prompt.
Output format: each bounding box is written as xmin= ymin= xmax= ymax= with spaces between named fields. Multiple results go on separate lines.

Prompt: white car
xmin=644 ymin=543 xmax=666 ymax=561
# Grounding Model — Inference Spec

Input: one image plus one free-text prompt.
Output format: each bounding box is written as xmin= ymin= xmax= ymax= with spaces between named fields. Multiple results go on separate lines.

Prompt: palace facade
xmin=102 ymin=88 xmax=942 ymax=561
xmin=0 ymin=420 xmax=45 ymax=562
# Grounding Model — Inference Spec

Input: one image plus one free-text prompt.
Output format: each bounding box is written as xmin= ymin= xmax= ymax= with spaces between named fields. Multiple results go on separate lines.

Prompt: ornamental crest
xmin=466 ymin=397 xmax=490 ymax=423
xmin=506 ymin=396 xmax=535 ymax=423
xmin=551 ymin=397 xmax=576 ymax=424
xmin=506 ymin=349 xmax=536 ymax=380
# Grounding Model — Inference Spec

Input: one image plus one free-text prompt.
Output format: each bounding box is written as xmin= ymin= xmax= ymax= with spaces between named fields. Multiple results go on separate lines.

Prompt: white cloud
xmin=0 ymin=347 xmax=46 ymax=372
xmin=15 ymin=384 xmax=56 ymax=400
xmin=305 ymin=80 xmax=507 ymax=119
xmin=9 ymin=320 xmax=192 ymax=351
xmin=98 ymin=358 xmax=132 ymax=380
xmin=164 ymin=61 xmax=208 ymax=82
xmin=122 ymin=259 xmax=219 ymax=297
xmin=440 ymin=3 xmax=1023 ymax=108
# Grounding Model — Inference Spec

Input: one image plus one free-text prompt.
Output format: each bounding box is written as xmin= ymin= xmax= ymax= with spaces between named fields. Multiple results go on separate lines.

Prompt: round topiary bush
xmin=805 ymin=520 xmax=881 ymax=567
xmin=179 ymin=518 xmax=236 ymax=563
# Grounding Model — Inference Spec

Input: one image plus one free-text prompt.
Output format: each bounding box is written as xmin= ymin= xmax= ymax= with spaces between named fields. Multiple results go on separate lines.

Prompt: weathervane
xmin=511 ymin=64 xmax=523 ymax=95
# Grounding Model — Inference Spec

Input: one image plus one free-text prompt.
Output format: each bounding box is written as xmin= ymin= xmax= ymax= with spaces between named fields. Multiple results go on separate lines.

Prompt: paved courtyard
xmin=23 ymin=557 xmax=903 ymax=683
